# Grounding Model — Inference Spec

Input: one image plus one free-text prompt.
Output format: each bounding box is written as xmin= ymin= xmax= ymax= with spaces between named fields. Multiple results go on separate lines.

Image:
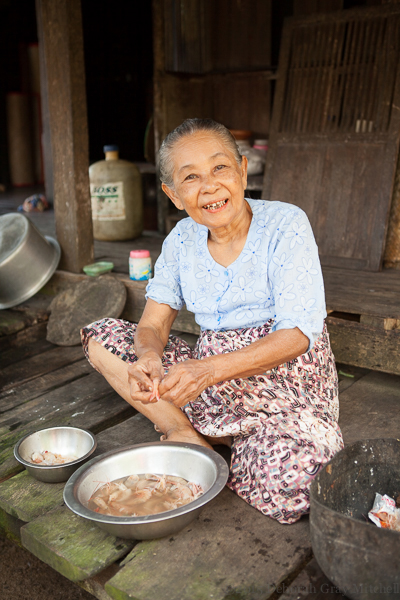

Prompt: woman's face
xmin=162 ymin=131 xmax=248 ymax=231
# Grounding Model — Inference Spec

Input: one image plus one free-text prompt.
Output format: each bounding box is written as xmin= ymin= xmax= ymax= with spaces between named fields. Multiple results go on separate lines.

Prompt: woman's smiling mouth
xmin=203 ymin=199 xmax=228 ymax=211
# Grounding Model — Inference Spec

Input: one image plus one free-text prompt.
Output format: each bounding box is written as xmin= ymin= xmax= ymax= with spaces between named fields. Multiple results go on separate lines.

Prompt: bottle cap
xmin=130 ymin=249 xmax=150 ymax=258
xmin=103 ymin=144 xmax=119 ymax=153
xmin=253 ymin=139 xmax=268 ymax=150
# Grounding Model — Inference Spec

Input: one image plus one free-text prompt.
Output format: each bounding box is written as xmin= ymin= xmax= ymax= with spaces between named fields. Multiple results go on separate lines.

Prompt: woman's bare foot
xmin=160 ymin=425 xmax=212 ymax=449
xmin=204 ymin=435 xmax=232 ymax=448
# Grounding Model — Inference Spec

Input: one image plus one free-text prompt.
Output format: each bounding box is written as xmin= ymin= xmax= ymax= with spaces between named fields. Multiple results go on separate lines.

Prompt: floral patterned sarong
xmin=81 ymin=318 xmax=343 ymax=524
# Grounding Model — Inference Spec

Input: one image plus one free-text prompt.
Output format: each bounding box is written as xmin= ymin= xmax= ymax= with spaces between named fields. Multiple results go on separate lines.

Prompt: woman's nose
xmin=200 ymin=174 xmax=219 ymax=193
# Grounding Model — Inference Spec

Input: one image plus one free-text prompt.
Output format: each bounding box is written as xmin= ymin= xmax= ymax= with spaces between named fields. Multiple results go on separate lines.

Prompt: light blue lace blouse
xmin=146 ymin=198 xmax=326 ymax=350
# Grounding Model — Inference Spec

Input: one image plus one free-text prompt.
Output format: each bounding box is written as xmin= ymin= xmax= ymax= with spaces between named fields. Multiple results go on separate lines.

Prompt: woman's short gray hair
xmin=159 ymin=118 xmax=242 ymax=189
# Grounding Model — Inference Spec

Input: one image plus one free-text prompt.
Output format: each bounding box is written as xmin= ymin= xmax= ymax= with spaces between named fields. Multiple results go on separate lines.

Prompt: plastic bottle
xmin=89 ymin=145 xmax=143 ymax=241
xmin=129 ymin=249 xmax=152 ymax=281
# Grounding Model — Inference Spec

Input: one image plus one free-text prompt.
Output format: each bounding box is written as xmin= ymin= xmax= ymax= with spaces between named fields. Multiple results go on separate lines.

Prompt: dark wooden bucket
xmin=310 ymin=438 xmax=400 ymax=600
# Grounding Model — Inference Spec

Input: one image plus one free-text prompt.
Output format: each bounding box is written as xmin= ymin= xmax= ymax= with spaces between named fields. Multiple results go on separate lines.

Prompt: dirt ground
xmin=0 ymin=536 xmax=94 ymax=600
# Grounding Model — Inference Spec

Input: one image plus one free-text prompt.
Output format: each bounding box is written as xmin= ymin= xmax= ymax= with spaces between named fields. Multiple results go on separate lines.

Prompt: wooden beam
xmin=326 ymin=315 xmax=400 ymax=375
xmin=35 ymin=0 xmax=94 ymax=273
xmin=152 ymin=0 xmax=170 ymax=234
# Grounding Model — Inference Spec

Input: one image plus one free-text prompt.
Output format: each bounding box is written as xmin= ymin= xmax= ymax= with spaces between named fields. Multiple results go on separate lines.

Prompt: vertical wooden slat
xmin=326 ymin=21 xmax=346 ymax=132
xmin=366 ymin=17 xmax=386 ymax=129
xmin=359 ymin=18 xmax=381 ymax=130
xmin=345 ymin=19 xmax=366 ymax=132
xmin=340 ymin=19 xmax=361 ymax=131
xmin=283 ymin=28 xmax=302 ymax=132
xmin=334 ymin=20 xmax=353 ymax=131
xmin=375 ymin=19 xmax=391 ymax=132
xmin=294 ymin=26 xmax=315 ymax=132
xmin=297 ymin=24 xmax=317 ymax=132
xmin=35 ymin=0 xmax=93 ymax=273
xmin=381 ymin=18 xmax=400 ymax=131
xmin=316 ymin=22 xmax=336 ymax=132
xmin=355 ymin=19 xmax=374 ymax=130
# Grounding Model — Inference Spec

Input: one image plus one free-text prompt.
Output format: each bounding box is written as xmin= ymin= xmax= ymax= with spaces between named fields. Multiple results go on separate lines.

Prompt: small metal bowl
xmin=14 ymin=426 xmax=97 ymax=483
xmin=63 ymin=441 xmax=229 ymax=540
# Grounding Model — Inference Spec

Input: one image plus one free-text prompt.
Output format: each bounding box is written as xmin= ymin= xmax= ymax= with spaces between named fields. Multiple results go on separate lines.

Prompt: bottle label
xmin=129 ymin=257 xmax=152 ymax=281
xmin=91 ymin=181 xmax=125 ymax=220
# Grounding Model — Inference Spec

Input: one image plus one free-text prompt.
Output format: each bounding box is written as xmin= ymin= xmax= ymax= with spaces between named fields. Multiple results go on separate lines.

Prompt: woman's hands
xmin=158 ymin=359 xmax=215 ymax=408
xmin=128 ymin=355 xmax=214 ymax=407
xmin=127 ymin=351 xmax=165 ymax=404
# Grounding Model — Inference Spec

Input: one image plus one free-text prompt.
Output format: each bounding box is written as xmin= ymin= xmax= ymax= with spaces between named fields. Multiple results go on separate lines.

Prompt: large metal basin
xmin=310 ymin=438 xmax=400 ymax=600
xmin=63 ymin=441 xmax=229 ymax=540
xmin=0 ymin=213 xmax=60 ymax=309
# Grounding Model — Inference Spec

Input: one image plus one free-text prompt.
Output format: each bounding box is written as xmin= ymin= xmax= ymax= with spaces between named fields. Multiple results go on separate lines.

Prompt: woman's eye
xmin=215 ymin=164 xmax=227 ymax=172
xmin=184 ymin=174 xmax=196 ymax=181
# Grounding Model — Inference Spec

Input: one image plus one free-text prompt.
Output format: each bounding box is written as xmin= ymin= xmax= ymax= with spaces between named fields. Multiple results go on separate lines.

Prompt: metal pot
xmin=63 ymin=441 xmax=229 ymax=540
xmin=0 ymin=213 xmax=60 ymax=309
xmin=310 ymin=438 xmax=400 ymax=600
xmin=14 ymin=426 xmax=97 ymax=483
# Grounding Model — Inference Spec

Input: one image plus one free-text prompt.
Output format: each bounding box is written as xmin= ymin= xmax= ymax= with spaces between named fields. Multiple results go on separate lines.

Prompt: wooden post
xmin=152 ymin=0 xmax=170 ymax=234
xmin=35 ymin=0 xmax=94 ymax=273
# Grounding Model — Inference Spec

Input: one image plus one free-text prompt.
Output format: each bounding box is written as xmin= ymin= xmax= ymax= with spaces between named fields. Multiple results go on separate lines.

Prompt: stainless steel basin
xmin=63 ymin=441 xmax=229 ymax=540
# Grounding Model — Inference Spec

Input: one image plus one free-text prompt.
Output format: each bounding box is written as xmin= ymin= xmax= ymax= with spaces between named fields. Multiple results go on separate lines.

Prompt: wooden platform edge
xmin=43 ymin=271 xmax=400 ymax=375
xmin=326 ymin=316 xmax=400 ymax=376
xmin=42 ymin=270 xmax=201 ymax=334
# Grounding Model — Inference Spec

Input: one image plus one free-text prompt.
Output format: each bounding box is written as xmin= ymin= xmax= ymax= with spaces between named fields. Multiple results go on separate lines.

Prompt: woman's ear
xmin=241 ymin=156 xmax=248 ymax=190
xmin=161 ymin=183 xmax=185 ymax=210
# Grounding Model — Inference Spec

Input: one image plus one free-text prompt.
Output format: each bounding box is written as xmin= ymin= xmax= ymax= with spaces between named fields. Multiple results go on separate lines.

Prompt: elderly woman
xmin=82 ymin=118 xmax=343 ymax=524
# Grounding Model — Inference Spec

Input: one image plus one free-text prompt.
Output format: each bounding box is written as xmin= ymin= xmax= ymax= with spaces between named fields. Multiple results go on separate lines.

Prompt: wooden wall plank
xmin=263 ymin=6 xmax=400 ymax=272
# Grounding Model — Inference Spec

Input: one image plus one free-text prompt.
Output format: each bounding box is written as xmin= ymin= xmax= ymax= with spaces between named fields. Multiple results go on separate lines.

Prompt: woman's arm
xmin=128 ymin=299 xmax=178 ymax=403
xmin=158 ymin=326 xmax=309 ymax=407
xmin=207 ymin=327 xmax=308 ymax=382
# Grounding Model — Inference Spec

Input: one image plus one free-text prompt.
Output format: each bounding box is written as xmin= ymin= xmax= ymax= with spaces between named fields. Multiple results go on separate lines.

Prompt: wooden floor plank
xmin=21 ymin=506 xmax=134 ymax=582
xmin=323 ymin=266 xmax=400 ymax=319
xmin=1 ymin=345 xmax=85 ymax=390
xmin=278 ymin=557 xmax=345 ymax=600
xmin=0 ymin=322 xmax=48 ymax=352
xmin=0 ymin=508 xmax=25 ymax=544
xmin=0 ymin=337 xmax=55 ymax=369
xmin=0 ymin=471 xmax=64 ymax=522
xmin=0 ymin=414 xmax=158 ymax=583
xmin=327 ymin=316 xmax=400 ymax=376
xmin=338 ymin=371 xmax=400 ymax=445
xmin=0 ymin=295 xmax=51 ymax=339
xmin=0 ymin=371 xmax=136 ymax=480
xmin=0 ymin=414 xmax=157 ymax=525
xmin=0 ymin=359 xmax=92 ymax=413
xmin=336 ymin=364 xmax=370 ymax=394
xmin=105 ymin=489 xmax=312 ymax=600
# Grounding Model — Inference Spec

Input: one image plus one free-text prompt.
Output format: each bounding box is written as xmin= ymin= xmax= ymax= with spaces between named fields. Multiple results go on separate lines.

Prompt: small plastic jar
xmin=129 ymin=249 xmax=152 ymax=281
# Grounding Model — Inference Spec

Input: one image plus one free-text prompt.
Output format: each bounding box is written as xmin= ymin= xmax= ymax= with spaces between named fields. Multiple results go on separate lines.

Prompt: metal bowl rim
xmin=14 ymin=426 xmax=97 ymax=470
xmin=310 ymin=437 xmax=400 ymax=536
xmin=0 ymin=235 xmax=61 ymax=309
xmin=63 ymin=441 xmax=229 ymax=525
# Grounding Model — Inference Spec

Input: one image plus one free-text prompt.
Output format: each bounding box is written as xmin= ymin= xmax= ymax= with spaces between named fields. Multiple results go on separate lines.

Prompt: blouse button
xmin=224 ymin=270 xmax=229 ymax=276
